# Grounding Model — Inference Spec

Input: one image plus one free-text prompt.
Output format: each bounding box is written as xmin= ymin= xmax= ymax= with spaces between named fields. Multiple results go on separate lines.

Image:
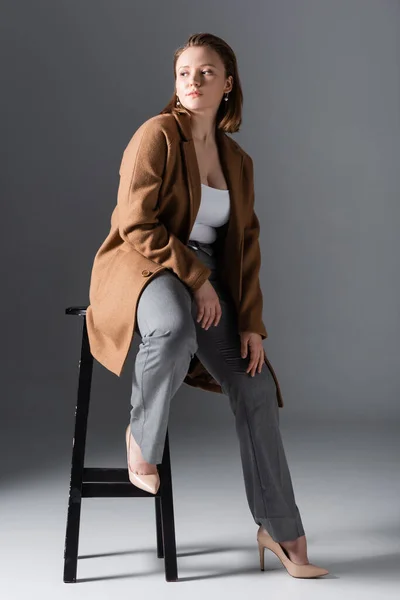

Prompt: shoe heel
xmin=258 ymin=540 xmax=265 ymax=571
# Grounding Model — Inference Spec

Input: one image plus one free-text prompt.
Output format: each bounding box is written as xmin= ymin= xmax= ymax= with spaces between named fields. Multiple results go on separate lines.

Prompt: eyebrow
xmin=178 ymin=63 xmax=218 ymax=69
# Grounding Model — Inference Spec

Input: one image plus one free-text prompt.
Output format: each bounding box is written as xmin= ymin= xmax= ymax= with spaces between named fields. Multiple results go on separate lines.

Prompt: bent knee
xmin=165 ymin=314 xmax=198 ymax=351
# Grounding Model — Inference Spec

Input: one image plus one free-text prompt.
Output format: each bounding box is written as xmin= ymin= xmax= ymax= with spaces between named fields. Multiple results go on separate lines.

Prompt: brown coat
xmin=86 ymin=111 xmax=284 ymax=408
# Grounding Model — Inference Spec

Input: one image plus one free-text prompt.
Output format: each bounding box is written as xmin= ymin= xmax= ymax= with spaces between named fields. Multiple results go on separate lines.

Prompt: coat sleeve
xmin=117 ymin=120 xmax=211 ymax=291
xmin=238 ymin=155 xmax=268 ymax=339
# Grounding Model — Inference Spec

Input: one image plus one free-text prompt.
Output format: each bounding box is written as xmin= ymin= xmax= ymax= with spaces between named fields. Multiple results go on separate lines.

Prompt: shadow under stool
xmin=63 ymin=306 xmax=178 ymax=583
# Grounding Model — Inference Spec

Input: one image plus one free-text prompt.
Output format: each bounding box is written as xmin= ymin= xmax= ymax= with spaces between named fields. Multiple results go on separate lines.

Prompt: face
xmin=175 ymin=46 xmax=233 ymax=114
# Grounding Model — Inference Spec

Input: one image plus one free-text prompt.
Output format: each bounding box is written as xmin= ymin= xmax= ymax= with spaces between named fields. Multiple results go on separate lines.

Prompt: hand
xmin=240 ymin=331 xmax=264 ymax=377
xmin=193 ymin=279 xmax=222 ymax=330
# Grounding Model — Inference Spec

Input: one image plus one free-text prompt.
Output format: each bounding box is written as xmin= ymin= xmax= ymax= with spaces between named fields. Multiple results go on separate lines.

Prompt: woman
xmin=86 ymin=33 xmax=328 ymax=579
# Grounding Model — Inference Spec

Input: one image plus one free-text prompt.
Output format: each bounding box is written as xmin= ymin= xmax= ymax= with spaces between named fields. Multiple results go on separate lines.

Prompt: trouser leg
xmin=189 ymin=246 xmax=305 ymax=542
xmin=130 ymin=269 xmax=198 ymax=465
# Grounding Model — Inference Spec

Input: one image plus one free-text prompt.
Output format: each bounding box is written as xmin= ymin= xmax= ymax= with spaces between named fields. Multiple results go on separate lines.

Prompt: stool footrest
xmin=82 ymin=482 xmax=158 ymax=498
xmin=83 ymin=467 xmax=136 ymax=483
xmin=82 ymin=468 xmax=160 ymax=497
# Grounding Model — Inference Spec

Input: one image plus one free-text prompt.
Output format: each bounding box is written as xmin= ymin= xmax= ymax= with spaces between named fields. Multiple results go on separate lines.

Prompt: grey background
xmin=2 ymin=0 xmax=400 ymax=594
xmin=1 ymin=0 xmax=400 ymax=483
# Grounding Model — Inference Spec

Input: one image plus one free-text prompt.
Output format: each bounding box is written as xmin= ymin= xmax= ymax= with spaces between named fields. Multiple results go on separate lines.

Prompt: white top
xmin=188 ymin=183 xmax=230 ymax=244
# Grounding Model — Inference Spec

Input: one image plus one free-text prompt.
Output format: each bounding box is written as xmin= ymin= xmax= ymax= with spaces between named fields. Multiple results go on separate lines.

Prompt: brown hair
xmin=159 ymin=33 xmax=243 ymax=134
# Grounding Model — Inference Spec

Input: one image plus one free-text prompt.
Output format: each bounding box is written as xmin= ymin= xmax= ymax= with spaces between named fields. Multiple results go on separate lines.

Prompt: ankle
xmin=280 ymin=539 xmax=297 ymax=548
xmin=280 ymin=534 xmax=305 ymax=546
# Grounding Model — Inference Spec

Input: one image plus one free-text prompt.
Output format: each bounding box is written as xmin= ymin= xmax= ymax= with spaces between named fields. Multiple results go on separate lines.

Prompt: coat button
xmin=142 ymin=269 xmax=151 ymax=277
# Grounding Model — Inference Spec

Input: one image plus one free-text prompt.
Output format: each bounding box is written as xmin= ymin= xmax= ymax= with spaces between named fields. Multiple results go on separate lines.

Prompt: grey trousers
xmin=130 ymin=240 xmax=305 ymax=542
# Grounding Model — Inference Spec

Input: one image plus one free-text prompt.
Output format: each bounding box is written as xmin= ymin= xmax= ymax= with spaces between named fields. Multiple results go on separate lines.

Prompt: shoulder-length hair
xmin=159 ymin=33 xmax=243 ymax=134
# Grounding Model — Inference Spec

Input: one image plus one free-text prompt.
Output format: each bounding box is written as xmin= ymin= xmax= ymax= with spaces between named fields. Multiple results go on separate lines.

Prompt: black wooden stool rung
xmin=63 ymin=306 xmax=178 ymax=583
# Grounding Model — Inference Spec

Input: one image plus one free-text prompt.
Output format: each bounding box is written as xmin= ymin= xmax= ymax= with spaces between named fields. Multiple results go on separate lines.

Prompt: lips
xmin=188 ymin=91 xmax=200 ymax=97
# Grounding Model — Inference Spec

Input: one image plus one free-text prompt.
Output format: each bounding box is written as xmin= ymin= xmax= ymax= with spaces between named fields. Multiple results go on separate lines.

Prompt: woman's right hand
xmin=193 ymin=279 xmax=222 ymax=330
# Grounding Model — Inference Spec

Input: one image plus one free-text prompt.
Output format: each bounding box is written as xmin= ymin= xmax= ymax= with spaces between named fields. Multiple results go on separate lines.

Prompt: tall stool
xmin=63 ymin=306 xmax=178 ymax=582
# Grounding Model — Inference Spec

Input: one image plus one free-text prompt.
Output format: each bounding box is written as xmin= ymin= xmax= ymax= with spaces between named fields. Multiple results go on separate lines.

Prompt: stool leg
xmin=159 ymin=429 xmax=178 ymax=581
xmin=155 ymin=497 xmax=164 ymax=558
xmin=63 ymin=317 xmax=93 ymax=583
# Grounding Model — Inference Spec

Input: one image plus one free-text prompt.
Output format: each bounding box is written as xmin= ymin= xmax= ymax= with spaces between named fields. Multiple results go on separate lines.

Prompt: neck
xmin=189 ymin=112 xmax=218 ymax=145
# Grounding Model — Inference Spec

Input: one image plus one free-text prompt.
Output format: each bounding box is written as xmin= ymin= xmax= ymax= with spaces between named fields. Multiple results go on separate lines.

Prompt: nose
xmin=188 ymin=74 xmax=200 ymax=87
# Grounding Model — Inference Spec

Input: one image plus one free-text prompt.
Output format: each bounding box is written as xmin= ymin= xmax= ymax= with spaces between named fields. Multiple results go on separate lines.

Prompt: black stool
xmin=63 ymin=306 xmax=178 ymax=582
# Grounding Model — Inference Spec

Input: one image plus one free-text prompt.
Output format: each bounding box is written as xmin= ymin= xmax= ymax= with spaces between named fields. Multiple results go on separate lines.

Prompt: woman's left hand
xmin=239 ymin=331 xmax=265 ymax=377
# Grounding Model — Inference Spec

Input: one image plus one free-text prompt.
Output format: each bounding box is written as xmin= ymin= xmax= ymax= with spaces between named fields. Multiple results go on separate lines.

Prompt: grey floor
xmin=1 ymin=421 xmax=399 ymax=599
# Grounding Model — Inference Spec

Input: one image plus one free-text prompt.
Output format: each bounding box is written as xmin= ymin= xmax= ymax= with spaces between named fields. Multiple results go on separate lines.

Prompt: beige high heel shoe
xmin=257 ymin=526 xmax=329 ymax=578
xmin=125 ymin=425 xmax=160 ymax=494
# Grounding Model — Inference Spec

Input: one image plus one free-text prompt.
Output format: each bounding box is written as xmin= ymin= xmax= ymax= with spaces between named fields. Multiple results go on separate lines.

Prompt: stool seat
xmin=63 ymin=305 xmax=178 ymax=582
xmin=65 ymin=306 xmax=87 ymax=317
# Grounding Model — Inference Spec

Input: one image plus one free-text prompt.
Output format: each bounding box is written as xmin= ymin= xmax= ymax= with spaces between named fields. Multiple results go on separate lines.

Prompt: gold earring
xmin=176 ymin=94 xmax=180 ymax=106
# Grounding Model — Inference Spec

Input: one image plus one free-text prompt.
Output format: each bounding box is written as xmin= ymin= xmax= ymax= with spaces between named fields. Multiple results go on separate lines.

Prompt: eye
xmin=179 ymin=70 xmax=213 ymax=76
